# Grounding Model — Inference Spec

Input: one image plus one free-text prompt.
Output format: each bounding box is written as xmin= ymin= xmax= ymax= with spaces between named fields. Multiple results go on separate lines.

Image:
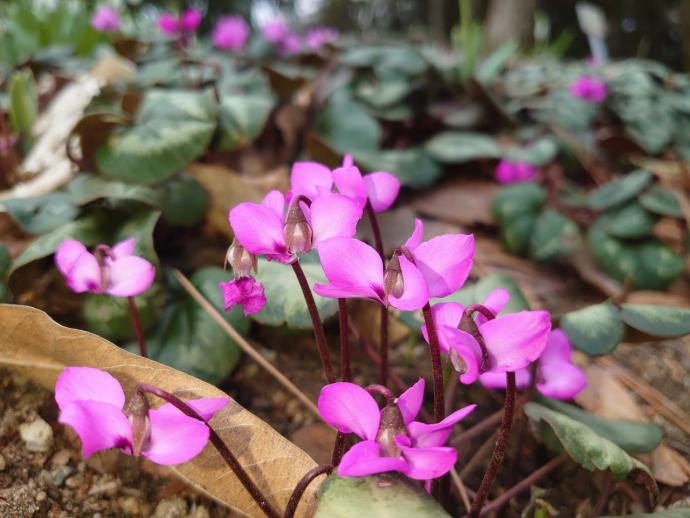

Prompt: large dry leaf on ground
xmin=410 ymin=179 xmax=498 ymax=226
xmin=0 ymin=304 xmax=318 ymax=517
xmin=576 ymin=364 xmax=690 ymax=486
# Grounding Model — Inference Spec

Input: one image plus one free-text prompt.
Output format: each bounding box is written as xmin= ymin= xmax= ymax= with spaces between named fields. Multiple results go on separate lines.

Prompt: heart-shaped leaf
xmin=492 ymin=183 xmax=546 ymax=221
xmin=3 ymin=193 xmax=79 ymax=234
xmin=96 ymin=89 xmax=217 ymax=184
xmin=639 ymin=186 xmax=683 ymax=218
xmin=253 ymin=257 xmax=338 ymax=329
xmin=499 ymin=213 xmax=537 ymax=255
xmin=587 ymin=170 xmax=652 ymax=211
xmin=524 ymin=402 xmax=656 ymax=495
xmin=597 ymin=202 xmax=656 ymax=239
xmin=560 ymin=302 xmax=624 ymax=356
xmin=354 ymin=148 xmax=441 ymax=189
xmin=529 ymin=209 xmax=580 ymax=262
xmin=217 ymin=93 xmax=274 ymax=151
xmin=620 ymin=304 xmax=690 ymax=338
xmin=425 ymin=132 xmax=502 ymax=163
xmin=158 ymin=174 xmax=209 ymax=227
xmin=314 ymin=474 xmax=450 ymax=518
xmin=66 ymin=174 xmax=160 ymax=207
xmin=0 ymin=304 xmax=318 ymax=517
xmin=315 ymin=89 xmax=381 ymax=153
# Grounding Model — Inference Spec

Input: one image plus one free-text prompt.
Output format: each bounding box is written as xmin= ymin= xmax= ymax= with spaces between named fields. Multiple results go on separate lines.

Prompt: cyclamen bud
xmin=226 ymin=239 xmax=257 ymax=278
xmin=383 ymin=254 xmax=404 ymax=302
xmin=376 ymin=403 xmax=407 ymax=457
xmin=124 ymin=390 xmax=151 ymax=457
xmin=284 ymin=198 xmax=313 ymax=254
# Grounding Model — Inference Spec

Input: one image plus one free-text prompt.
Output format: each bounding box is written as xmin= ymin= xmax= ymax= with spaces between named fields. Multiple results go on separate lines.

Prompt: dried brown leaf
xmin=0 ymin=304 xmax=318 ymax=517
xmin=410 ymin=179 xmax=499 ymax=227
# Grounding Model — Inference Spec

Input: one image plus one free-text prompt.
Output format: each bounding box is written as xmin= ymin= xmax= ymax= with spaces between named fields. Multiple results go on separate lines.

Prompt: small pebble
xmin=36 ymin=491 xmax=47 ymax=502
xmin=88 ymin=480 xmax=119 ymax=497
xmin=65 ymin=474 xmax=83 ymax=488
xmin=51 ymin=449 xmax=71 ymax=466
xmin=118 ymin=496 xmax=142 ymax=515
xmin=19 ymin=417 xmax=53 ymax=452
xmin=152 ymin=497 xmax=187 ymax=518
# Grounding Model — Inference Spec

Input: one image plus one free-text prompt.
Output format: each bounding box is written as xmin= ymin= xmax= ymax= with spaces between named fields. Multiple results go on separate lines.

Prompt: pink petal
xmin=479 ymin=368 xmax=532 ymax=390
xmin=412 ymin=234 xmax=475 ymax=298
xmin=290 ymin=162 xmax=333 ymax=200
xmin=539 ymin=329 xmax=573 ymax=366
xmin=158 ymin=13 xmax=179 ymax=34
xmin=537 ymin=362 xmax=587 ymax=400
xmin=397 ymin=440 xmax=457 ymax=480
xmin=404 ymin=218 xmax=424 ymax=250
xmin=144 ymin=406 xmax=210 ymax=465
xmin=218 ymin=277 xmax=266 ymax=315
xmin=318 ymin=382 xmax=380 ymax=440
xmin=332 ymin=163 xmax=367 ymax=206
xmin=229 ymin=200 xmax=287 ymax=257
xmin=475 ymin=288 xmax=510 ymax=325
xmin=495 ymin=160 xmax=516 ymax=184
xmin=395 ymin=378 xmax=425 ymax=426
xmin=153 ymin=397 xmax=230 ymax=422
xmin=55 ymin=240 xmax=88 ymax=277
xmin=407 ymin=404 xmax=476 ymax=448
xmin=388 ymin=255 xmax=429 ymax=311
xmin=338 ymin=440 xmax=407 ymax=477
xmin=67 ymin=252 xmax=102 ymax=293
xmin=106 ymin=256 xmax=155 ymax=297
xmin=309 ymin=193 xmax=362 ymax=245
xmin=363 ymin=172 xmax=400 ymax=212
xmin=59 ymin=401 xmax=132 ymax=458
xmin=479 ymin=310 xmax=551 ymax=372
xmin=443 ymin=328 xmax=483 ymax=384
xmin=55 ymin=367 xmax=126 ymax=411
xmin=314 ymin=238 xmax=384 ymax=302
xmin=111 ymin=238 xmax=136 ymax=258
xmin=421 ymin=302 xmax=463 ymax=342
xmin=180 ymin=8 xmax=201 ymax=33
xmin=262 ymin=190 xmax=286 ymax=218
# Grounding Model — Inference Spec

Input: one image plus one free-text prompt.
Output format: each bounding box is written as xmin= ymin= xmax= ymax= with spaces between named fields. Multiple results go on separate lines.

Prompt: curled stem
xmin=468 ymin=371 xmax=517 ymax=517
xmin=283 ymin=465 xmax=334 ymax=518
xmin=127 ymin=297 xmax=147 ymax=358
xmin=291 ymin=261 xmax=335 ymax=383
xmin=366 ymin=201 xmax=389 ymax=386
xmin=137 ymin=384 xmax=280 ymax=518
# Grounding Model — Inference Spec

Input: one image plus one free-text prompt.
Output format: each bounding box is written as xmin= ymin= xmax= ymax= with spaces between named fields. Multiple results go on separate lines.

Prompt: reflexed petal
xmin=363 ymin=172 xmax=400 ymax=212
xmin=480 ymin=311 xmax=551 ymax=372
xmin=421 ymin=302 xmax=464 ymax=343
xmin=111 ymin=238 xmax=136 ymax=258
xmin=397 ymin=440 xmax=457 ymax=480
xmin=55 ymin=367 xmax=126 ymax=411
xmin=396 ymin=378 xmax=424 ymax=425
xmin=107 ymin=256 xmax=155 ymax=297
xmin=495 ymin=161 xmax=516 ymax=184
xmin=404 ymin=218 xmax=424 ymax=249
xmin=537 ymin=362 xmax=587 ymax=400
xmin=144 ymin=406 xmax=210 ymax=465
xmin=153 ymin=397 xmax=230 ymax=423
xmin=310 ymin=193 xmax=362 ymax=245
xmin=55 ymin=240 xmax=88 ymax=276
xmin=338 ymin=440 xmax=407 ymax=477
xmin=180 ymin=8 xmax=201 ymax=32
xmin=412 ymin=234 xmax=475 ymax=298
xmin=475 ymin=288 xmax=510 ymax=325
xmin=66 ymin=252 xmax=102 ymax=293
xmin=479 ymin=368 xmax=532 ymax=390
xmin=539 ymin=329 xmax=573 ymax=366
xmin=407 ymin=404 xmax=476 ymax=448
xmin=332 ymin=164 xmax=366 ymax=206
xmin=318 ymin=382 xmax=380 ymax=440
xmin=158 ymin=13 xmax=179 ymax=34
xmin=59 ymin=401 xmax=132 ymax=458
xmin=230 ymin=201 xmax=286 ymax=256
xmin=314 ymin=238 xmax=384 ymax=302
xmin=443 ymin=328 xmax=483 ymax=384
xmin=262 ymin=190 xmax=286 ymax=218
xmin=218 ymin=277 xmax=266 ymax=315
xmin=388 ymin=255 xmax=429 ymax=311
xmin=290 ymin=162 xmax=333 ymax=200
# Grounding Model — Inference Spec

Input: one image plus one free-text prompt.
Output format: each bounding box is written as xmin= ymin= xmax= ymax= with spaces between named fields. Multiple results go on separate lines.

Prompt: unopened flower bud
xmin=449 ymin=348 xmax=468 ymax=375
xmin=376 ymin=403 xmax=407 ymax=457
xmin=284 ymin=201 xmax=313 ymax=254
xmin=383 ymin=254 xmax=404 ymax=302
xmin=124 ymin=391 xmax=151 ymax=457
xmin=226 ymin=239 xmax=257 ymax=278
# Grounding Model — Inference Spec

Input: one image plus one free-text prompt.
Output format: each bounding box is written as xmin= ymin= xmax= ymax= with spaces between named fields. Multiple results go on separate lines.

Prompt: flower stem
xmin=468 ymin=371 xmax=517 ymax=517
xmin=366 ymin=201 xmax=389 ymax=386
xmin=291 ymin=261 xmax=335 ymax=383
xmin=331 ymin=432 xmax=346 ymax=466
xmin=421 ymin=303 xmax=445 ymax=423
xmin=127 ymin=297 xmax=147 ymax=358
xmin=337 ymin=299 xmax=351 ymax=381
xmin=283 ymin=465 xmax=333 ymax=518
xmin=137 ymin=384 xmax=280 ymax=518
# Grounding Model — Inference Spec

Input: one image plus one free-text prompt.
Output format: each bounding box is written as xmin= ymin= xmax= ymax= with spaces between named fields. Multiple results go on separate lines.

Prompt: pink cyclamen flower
xmin=56 ymin=367 xmax=228 ymax=465
xmin=91 ymin=6 xmax=121 ymax=32
xmin=179 ymin=8 xmax=202 ymax=33
xmin=569 ymin=75 xmax=608 ymax=103
xmin=315 ymin=218 xmax=474 ymax=311
xmin=480 ymin=329 xmax=587 ymax=400
xmin=290 ymin=155 xmax=401 ymax=213
xmin=55 ymin=238 xmax=155 ymax=297
xmin=495 ymin=160 xmax=538 ymax=184
xmin=213 ymin=16 xmax=250 ymax=51
xmin=218 ymin=239 xmax=266 ymax=315
xmin=280 ymin=33 xmax=302 ymax=55
xmin=319 ymin=379 xmax=475 ymax=480
xmin=306 ymin=26 xmax=339 ymax=50
xmin=262 ymin=19 xmax=288 ymax=43
xmin=158 ymin=9 xmax=201 ymax=36
xmin=229 ymin=189 xmax=362 ymax=263
xmin=421 ymin=289 xmax=551 ymax=384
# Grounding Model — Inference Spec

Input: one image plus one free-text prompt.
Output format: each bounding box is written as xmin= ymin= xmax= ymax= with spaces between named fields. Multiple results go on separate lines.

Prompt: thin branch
xmin=450 ymin=468 xmax=472 ymax=513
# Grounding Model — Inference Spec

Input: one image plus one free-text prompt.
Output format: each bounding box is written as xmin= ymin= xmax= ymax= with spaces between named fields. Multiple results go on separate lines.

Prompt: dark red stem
xmin=283 ymin=465 xmax=334 ymax=518
xmin=366 ymin=201 xmax=389 ymax=386
xmin=468 ymin=371 xmax=517 ymax=517
xmin=421 ymin=303 xmax=445 ymax=423
xmin=331 ymin=432 xmax=346 ymax=466
xmin=136 ymin=385 xmax=279 ymax=518
xmin=127 ymin=297 xmax=148 ymax=358
xmin=337 ymin=299 xmax=351 ymax=381
xmin=291 ymin=261 xmax=335 ymax=383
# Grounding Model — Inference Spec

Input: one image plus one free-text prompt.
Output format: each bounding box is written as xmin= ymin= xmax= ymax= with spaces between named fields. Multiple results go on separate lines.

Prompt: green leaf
xmin=314 ymin=474 xmax=450 ymax=518
xmin=113 ymin=208 xmax=161 ymax=265
xmin=253 ymin=256 xmax=338 ymax=329
xmin=315 ymin=89 xmax=381 ymax=153
xmin=425 ymin=132 xmax=501 ymax=163
xmin=639 ymin=186 xmax=683 ymax=218
xmin=500 ymin=213 xmax=536 ymax=255
xmin=637 ymin=241 xmax=685 ymax=289
xmin=217 ymin=93 xmax=274 ymax=151
xmin=66 ymin=175 xmax=160 ymax=207
xmin=503 ymin=137 xmax=559 ymax=166
xmin=587 ymin=170 xmax=652 ymax=211
xmin=8 ymin=68 xmax=37 ymax=145
xmin=524 ymin=402 xmax=656 ymax=492
xmin=620 ymin=304 xmax=690 ymax=338
xmin=96 ymin=89 xmax=217 ymax=184
xmin=529 ymin=210 xmax=580 ymax=262
xmin=539 ymin=398 xmax=663 ymax=453
xmin=147 ymin=267 xmax=249 ymax=384
xmin=354 ymin=148 xmax=441 ymax=189
xmin=356 ymin=78 xmax=412 ymax=109
xmin=441 ymin=273 xmax=530 ymax=313
xmin=476 ymin=41 xmax=517 ymax=86
xmin=492 ymin=183 xmax=546 ymax=221
xmin=158 ymin=174 xmax=208 ymax=227
xmin=3 ymin=193 xmax=78 ymax=235
xmin=597 ymin=202 xmax=657 ymax=239
xmin=560 ymin=302 xmax=624 ymax=356
xmin=0 ymin=243 xmax=10 ymax=280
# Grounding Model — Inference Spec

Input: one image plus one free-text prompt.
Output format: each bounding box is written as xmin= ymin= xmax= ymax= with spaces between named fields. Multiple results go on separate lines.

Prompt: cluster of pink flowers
xmin=570 ymin=75 xmax=608 ymax=103
xmin=158 ymin=8 xmax=202 ymax=37
xmin=494 ymin=159 xmax=539 ymax=184
xmin=261 ymin=19 xmax=338 ymax=55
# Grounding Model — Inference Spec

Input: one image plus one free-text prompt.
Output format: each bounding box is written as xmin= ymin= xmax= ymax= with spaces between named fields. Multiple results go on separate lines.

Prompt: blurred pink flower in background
xmin=91 ymin=6 xmax=120 ymax=32
xmin=569 ymin=75 xmax=608 ymax=103
xmin=158 ymin=8 xmax=201 ymax=36
xmin=213 ymin=15 xmax=250 ymax=51
xmin=306 ymin=26 xmax=338 ymax=50
xmin=495 ymin=159 xmax=538 ymax=184
xmin=262 ymin=19 xmax=288 ymax=43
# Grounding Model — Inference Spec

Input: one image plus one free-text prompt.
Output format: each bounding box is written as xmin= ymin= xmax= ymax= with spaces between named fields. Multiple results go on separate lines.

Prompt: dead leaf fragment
xmin=410 ymin=179 xmax=499 ymax=227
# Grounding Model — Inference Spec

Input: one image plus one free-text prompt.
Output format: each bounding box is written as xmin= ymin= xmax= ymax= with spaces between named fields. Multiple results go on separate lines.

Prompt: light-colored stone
xmin=151 ymin=497 xmax=187 ymax=518
xmin=19 ymin=417 xmax=53 ymax=452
